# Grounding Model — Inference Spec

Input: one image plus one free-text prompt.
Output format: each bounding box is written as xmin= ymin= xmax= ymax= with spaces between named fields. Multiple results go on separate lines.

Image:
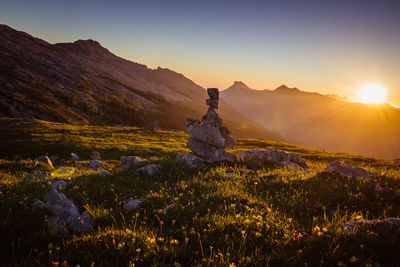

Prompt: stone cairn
xmin=180 ymin=88 xmax=238 ymax=164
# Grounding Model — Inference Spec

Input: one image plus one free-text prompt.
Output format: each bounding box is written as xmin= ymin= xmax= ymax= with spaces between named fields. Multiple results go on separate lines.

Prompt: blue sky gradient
xmin=1 ymin=0 xmax=399 ymax=104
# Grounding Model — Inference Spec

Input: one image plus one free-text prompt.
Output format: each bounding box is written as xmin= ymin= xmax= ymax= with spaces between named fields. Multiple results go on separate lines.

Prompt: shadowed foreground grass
xmin=1 ymin=118 xmax=399 ymax=266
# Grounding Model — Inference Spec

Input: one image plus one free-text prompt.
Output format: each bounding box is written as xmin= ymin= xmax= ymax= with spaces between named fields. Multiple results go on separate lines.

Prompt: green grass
xmin=1 ymin=118 xmax=399 ymax=266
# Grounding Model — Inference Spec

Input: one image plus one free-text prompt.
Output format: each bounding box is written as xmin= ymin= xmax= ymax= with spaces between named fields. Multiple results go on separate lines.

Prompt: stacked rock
xmin=181 ymin=88 xmax=238 ymax=163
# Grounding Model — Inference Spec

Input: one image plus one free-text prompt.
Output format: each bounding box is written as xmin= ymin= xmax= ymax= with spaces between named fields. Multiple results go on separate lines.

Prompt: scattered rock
xmin=68 ymin=211 xmax=94 ymax=233
xmin=323 ymin=160 xmax=383 ymax=191
xmin=123 ymin=199 xmax=143 ymax=211
xmin=342 ymin=218 xmax=400 ymax=234
xmin=323 ymin=160 xmax=373 ymax=178
xmin=33 ymin=189 xmax=94 ymax=235
xmin=163 ymin=203 xmax=176 ymax=213
xmin=121 ymin=156 xmax=142 ymax=170
xmin=183 ymin=88 xmax=238 ymax=163
xmin=237 ymin=148 xmax=307 ymax=170
xmin=90 ymin=154 xmax=101 ymax=160
xmin=71 ymin=153 xmax=80 ymax=161
xmin=50 ymin=180 xmax=67 ymax=191
xmin=137 ymin=164 xmax=162 ymax=175
xmin=89 ymin=159 xmax=104 ymax=170
xmin=25 ymin=170 xmax=51 ymax=183
xmin=176 ymin=152 xmax=205 ymax=167
xmin=34 ymin=156 xmax=54 ymax=169
xmin=96 ymin=170 xmax=112 ymax=177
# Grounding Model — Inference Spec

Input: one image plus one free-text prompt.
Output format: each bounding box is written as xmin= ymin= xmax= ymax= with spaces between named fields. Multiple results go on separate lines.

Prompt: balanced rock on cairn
xmin=177 ymin=88 xmax=238 ymax=165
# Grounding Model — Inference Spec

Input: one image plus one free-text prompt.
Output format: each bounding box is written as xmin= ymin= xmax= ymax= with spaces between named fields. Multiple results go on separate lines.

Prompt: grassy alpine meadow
xmin=1 ymin=118 xmax=400 ymax=266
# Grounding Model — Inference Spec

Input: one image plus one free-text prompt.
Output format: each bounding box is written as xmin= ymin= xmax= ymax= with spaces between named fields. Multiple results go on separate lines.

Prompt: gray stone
xmin=70 ymin=153 xmax=80 ymax=161
xmin=50 ymin=180 xmax=67 ymax=191
xmin=202 ymin=108 xmax=223 ymax=127
xmin=237 ymin=148 xmax=307 ymax=169
xmin=187 ymin=121 xmax=224 ymax=148
xmin=89 ymin=159 xmax=104 ymax=170
xmin=163 ymin=203 xmax=176 ymax=213
xmin=176 ymin=152 xmax=205 ymax=167
xmin=342 ymin=218 xmax=400 ymax=234
xmin=68 ymin=211 xmax=94 ymax=233
xmin=124 ymin=199 xmax=143 ymax=211
xmin=224 ymin=136 xmax=236 ymax=149
xmin=207 ymin=88 xmax=219 ymax=100
xmin=219 ymin=126 xmax=231 ymax=138
xmin=137 ymin=164 xmax=162 ymax=175
xmin=47 ymin=217 xmax=70 ymax=236
xmin=188 ymin=138 xmax=238 ymax=163
xmin=43 ymin=189 xmax=80 ymax=220
xmin=206 ymin=98 xmax=219 ymax=109
xmin=38 ymin=189 xmax=94 ymax=235
xmin=323 ymin=160 xmax=373 ymax=178
xmin=121 ymin=156 xmax=142 ymax=170
xmin=34 ymin=156 xmax=54 ymax=169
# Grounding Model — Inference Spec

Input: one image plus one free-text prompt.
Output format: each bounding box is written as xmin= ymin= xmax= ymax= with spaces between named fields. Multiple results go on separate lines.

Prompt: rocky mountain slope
xmin=221 ymin=82 xmax=400 ymax=159
xmin=0 ymin=24 xmax=282 ymax=140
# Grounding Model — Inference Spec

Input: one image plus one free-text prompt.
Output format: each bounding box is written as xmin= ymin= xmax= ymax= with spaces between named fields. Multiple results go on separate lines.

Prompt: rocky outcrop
xmin=237 ymin=148 xmax=307 ymax=169
xmin=183 ymin=88 xmax=238 ymax=163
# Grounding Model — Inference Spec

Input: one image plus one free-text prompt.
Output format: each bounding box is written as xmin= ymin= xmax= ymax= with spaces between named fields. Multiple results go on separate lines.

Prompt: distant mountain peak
xmin=231 ymin=81 xmax=250 ymax=88
xmin=274 ymin=84 xmax=300 ymax=92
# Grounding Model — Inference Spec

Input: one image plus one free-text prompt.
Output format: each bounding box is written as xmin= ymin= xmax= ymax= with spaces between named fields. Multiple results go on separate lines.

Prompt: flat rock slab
xmin=237 ymin=148 xmax=307 ymax=169
xmin=323 ymin=160 xmax=373 ymax=178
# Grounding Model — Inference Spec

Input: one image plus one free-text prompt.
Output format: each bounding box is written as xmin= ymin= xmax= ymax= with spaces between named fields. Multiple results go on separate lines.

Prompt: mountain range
xmin=221 ymin=82 xmax=400 ymax=159
xmin=1 ymin=24 xmax=399 ymax=159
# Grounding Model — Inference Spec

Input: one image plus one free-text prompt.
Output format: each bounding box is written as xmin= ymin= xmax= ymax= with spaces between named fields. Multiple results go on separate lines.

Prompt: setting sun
xmin=358 ymin=84 xmax=388 ymax=104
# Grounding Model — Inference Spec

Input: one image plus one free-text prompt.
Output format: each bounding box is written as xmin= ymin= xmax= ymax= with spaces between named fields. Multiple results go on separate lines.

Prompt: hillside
xmin=0 ymin=24 xmax=282 ymax=141
xmin=1 ymin=118 xmax=400 ymax=265
xmin=221 ymin=81 xmax=400 ymax=159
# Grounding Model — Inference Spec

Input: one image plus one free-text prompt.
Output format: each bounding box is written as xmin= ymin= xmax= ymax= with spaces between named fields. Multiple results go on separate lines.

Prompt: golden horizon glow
xmin=357 ymin=84 xmax=388 ymax=104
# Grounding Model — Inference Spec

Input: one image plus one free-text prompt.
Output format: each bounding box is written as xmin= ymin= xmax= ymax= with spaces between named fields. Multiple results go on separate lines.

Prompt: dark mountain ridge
xmin=0 ymin=24 xmax=282 ymax=141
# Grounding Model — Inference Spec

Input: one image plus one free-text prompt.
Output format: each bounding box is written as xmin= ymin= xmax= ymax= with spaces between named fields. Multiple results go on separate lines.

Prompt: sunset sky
xmin=1 ymin=0 xmax=400 ymax=105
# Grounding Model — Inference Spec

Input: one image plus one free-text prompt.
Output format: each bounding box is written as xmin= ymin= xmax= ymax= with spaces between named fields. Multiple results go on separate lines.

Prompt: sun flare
xmin=358 ymin=84 xmax=387 ymax=104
